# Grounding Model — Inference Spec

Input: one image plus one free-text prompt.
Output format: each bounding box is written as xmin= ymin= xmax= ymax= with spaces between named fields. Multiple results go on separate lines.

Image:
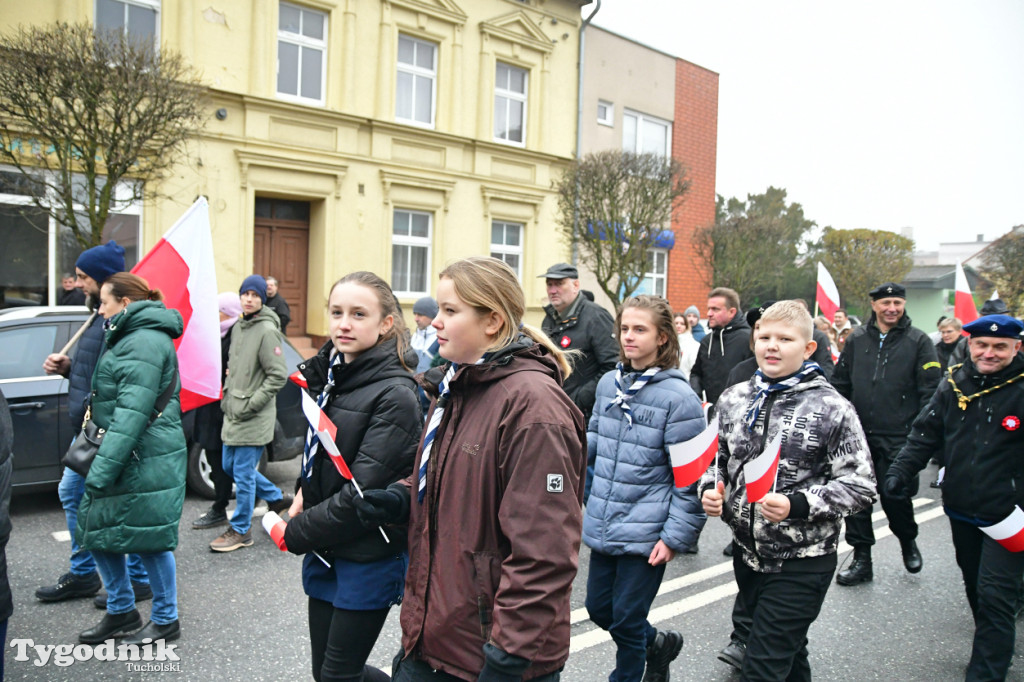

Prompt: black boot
xmin=900 ymin=538 xmax=923 ymax=573
xmin=123 ymin=619 xmax=180 ymax=645
xmin=836 ymin=546 xmax=873 ymax=586
xmin=79 ymin=609 xmax=143 ymax=644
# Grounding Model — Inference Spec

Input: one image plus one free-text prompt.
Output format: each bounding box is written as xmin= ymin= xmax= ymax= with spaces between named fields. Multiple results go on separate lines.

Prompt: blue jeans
xmin=58 ymin=467 xmax=148 ymax=584
xmin=586 ymin=551 xmax=666 ymax=682
xmin=92 ymin=550 xmax=177 ymax=624
xmin=222 ymin=445 xmax=283 ymax=534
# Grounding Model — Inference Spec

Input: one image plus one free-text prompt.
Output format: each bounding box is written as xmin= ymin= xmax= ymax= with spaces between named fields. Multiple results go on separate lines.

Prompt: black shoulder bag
xmin=62 ymin=369 xmax=179 ymax=477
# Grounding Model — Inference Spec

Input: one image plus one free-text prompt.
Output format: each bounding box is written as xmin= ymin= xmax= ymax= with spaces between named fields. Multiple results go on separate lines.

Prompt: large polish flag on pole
xmin=955 ymin=261 xmax=979 ymax=329
xmin=744 ymin=429 xmax=783 ymax=503
xmin=131 ymin=197 xmax=220 ymax=411
xmin=981 ymin=506 xmax=1024 ymax=552
xmin=669 ymin=415 xmax=719 ymax=488
xmin=816 ymin=262 xmax=841 ymax=322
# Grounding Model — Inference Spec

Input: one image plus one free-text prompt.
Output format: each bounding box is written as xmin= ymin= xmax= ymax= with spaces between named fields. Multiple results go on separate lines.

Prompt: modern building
xmin=578 ymin=24 xmax=718 ymax=314
xmin=1 ymin=0 xmax=591 ymax=337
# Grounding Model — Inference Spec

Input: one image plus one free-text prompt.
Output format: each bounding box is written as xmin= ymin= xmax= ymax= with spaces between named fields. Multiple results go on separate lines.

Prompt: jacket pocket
xmin=471 ymin=551 xmax=501 ymax=640
xmin=223 ymin=389 xmax=251 ymax=419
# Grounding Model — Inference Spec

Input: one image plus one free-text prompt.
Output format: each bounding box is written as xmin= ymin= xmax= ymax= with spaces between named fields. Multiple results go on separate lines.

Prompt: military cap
xmin=869 ymin=282 xmax=906 ymax=300
xmin=963 ymin=314 xmax=1024 ymax=339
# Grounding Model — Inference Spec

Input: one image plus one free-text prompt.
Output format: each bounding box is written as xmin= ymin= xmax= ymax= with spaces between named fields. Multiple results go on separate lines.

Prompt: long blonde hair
xmin=438 ymin=256 xmax=572 ymax=378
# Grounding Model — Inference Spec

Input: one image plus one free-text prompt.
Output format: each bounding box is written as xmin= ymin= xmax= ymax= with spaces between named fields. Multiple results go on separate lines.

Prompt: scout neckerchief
xmin=301 ymin=351 xmax=342 ymax=479
xmin=606 ymin=363 xmax=660 ymax=427
xmin=744 ymin=361 xmax=822 ymax=431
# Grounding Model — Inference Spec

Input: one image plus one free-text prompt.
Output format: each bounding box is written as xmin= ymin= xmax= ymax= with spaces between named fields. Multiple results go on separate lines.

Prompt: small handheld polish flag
xmin=300 ymin=390 xmax=388 ymax=543
xmin=669 ymin=415 xmax=719 ymax=488
xmin=981 ymin=506 xmax=1024 ymax=552
xmin=744 ymin=430 xmax=783 ymax=503
xmin=262 ymin=511 xmax=288 ymax=551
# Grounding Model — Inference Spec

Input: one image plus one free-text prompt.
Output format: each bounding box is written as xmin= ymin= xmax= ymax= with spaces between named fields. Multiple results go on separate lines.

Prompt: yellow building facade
xmin=1 ymin=0 xmax=588 ymax=335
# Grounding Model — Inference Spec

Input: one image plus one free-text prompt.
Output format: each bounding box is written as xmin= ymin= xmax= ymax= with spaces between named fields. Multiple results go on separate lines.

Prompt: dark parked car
xmin=0 ymin=305 xmax=306 ymax=498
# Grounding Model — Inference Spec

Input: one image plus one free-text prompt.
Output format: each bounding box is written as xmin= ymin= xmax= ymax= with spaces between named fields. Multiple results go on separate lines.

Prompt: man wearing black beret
xmin=885 ymin=314 xmax=1024 ymax=680
xmin=831 ymin=281 xmax=941 ymax=585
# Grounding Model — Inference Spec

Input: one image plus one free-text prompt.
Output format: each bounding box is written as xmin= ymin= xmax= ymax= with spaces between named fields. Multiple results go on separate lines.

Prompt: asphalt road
xmin=5 ymin=460 xmax=1024 ymax=680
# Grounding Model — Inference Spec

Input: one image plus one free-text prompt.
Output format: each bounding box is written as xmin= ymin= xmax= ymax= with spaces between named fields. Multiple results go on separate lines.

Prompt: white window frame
xmin=391 ymin=209 xmax=432 ymax=297
xmin=597 ymin=100 xmax=614 ymax=127
xmin=276 ymin=2 xmax=328 ymax=106
xmin=396 ymin=34 xmax=437 ymax=128
xmin=622 ymin=110 xmax=672 ymax=158
xmin=638 ymin=248 xmax=668 ymax=298
xmin=0 ymin=167 xmax=142 ymax=306
xmin=494 ymin=62 xmax=528 ymax=146
xmin=94 ymin=0 xmax=161 ymax=46
xmin=490 ymin=220 xmax=524 ymax=279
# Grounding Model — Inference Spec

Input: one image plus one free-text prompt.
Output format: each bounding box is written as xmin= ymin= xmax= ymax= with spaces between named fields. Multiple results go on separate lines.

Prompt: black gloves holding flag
xmin=352 ymin=482 xmax=411 ymax=528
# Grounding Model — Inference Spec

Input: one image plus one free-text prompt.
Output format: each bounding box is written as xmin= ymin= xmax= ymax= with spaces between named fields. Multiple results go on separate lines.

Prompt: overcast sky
xmin=590 ymin=0 xmax=1024 ymax=251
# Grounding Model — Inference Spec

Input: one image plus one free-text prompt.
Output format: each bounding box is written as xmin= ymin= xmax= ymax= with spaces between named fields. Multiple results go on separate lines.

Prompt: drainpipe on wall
xmin=572 ymin=0 xmax=600 ymax=267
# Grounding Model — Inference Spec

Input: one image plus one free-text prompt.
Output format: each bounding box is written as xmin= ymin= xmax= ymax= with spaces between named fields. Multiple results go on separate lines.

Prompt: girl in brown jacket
xmin=354 ymin=256 xmax=587 ymax=681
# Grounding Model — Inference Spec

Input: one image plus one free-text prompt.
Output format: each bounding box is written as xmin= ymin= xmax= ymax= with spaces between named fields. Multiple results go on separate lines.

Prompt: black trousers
xmin=733 ymin=556 xmax=833 ymax=682
xmin=308 ymin=597 xmax=392 ymax=682
xmin=209 ymin=444 xmax=233 ymax=511
xmin=949 ymin=518 xmax=1024 ymax=682
xmin=843 ymin=435 xmax=918 ymax=548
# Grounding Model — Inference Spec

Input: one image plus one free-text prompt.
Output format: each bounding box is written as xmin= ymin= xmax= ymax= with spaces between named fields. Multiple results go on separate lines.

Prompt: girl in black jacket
xmin=283 ymin=272 xmax=423 ymax=682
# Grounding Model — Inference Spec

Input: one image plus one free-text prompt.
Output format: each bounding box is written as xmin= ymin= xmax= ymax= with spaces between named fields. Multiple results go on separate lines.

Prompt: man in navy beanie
xmin=37 ymin=241 xmax=153 ymax=608
xmin=209 ymin=275 xmax=292 ymax=552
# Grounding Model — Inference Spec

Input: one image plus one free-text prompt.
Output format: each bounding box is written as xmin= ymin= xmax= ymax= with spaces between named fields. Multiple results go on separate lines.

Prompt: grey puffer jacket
xmin=583 ymin=367 xmax=707 ymax=556
xmin=699 ymin=373 xmax=876 ymax=573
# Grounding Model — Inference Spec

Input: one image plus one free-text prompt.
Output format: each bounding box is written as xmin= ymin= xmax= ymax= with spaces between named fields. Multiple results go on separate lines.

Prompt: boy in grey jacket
xmin=700 ymin=301 xmax=874 ymax=681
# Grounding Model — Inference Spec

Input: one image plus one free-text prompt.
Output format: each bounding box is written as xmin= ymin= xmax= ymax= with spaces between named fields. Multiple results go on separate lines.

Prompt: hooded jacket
xmin=583 ymin=367 xmax=706 ymax=556
xmin=541 ymin=295 xmax=618 ymax=420
xmin=699 ymin=373 xmax=875 ymax=573
xmin=400 ymin=338 xmax=586 ymax=681
xmin=889 ymin=354 xmax=1024 ymax=523
xmin=77 ymin=301 xmax=186 ymax=554
xmin=285 ymin=338 xmax=422 ymax=562
xmin=831 ymin=312 xmax=941 ymax=439
xmin=221 ymin=305 xmax=287 ymax=446
xmin=689 ymin=310 xmax=754 ymax=404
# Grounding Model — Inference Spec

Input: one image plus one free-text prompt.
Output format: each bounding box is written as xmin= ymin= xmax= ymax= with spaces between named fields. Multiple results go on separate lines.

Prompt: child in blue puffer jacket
xmin=583 ymin=295 xmax=707 ymax=682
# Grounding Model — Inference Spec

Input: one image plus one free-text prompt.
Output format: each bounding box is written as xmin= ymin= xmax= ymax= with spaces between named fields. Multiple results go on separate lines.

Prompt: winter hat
xmin=218 ymin=292 xmax=243 ymax=338
xmin=413 ymin=296 xmax=439 ymax=318
xmin=75 ymin=240 xmax=126 ymax=283
xmin=684 ymin=305 xmax=700 ymax=318
xmin=980 ymin=298 xmax=1010 ymax=316
xmin=963 ymin=314 xmax=1024 ymax=339
xmin=239 ymin=274 xmax=267 ymax=303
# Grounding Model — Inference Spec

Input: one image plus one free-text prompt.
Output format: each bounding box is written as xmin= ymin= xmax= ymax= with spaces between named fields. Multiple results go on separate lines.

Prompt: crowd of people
xmin=9 ymin=247 xmax=1022 ymax=682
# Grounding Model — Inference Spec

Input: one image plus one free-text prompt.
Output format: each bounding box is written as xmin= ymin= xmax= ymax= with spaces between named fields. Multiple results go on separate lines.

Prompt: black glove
xmin=883 ymin=472 xmax=909 ymax=500
xmin=351 ymin=482 xmax=410 ymax=528
xmin=476 ymin=643 xmax=529 ymax=682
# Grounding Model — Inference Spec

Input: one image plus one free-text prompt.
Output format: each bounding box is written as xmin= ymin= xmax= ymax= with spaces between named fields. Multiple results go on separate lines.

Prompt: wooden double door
xmin=254 ymin=198 xmax=309 ymax=335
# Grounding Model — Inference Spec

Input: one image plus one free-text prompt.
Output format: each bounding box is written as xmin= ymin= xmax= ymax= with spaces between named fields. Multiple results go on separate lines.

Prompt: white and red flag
xmin=744 ymin=429 xmax=783 ymax=503
xmin=816 ymin=262 xmax=841 ymax=322
xmin=131 ymin=197 xmax=220 ymax=412
xmin=262 ymin=511 xmax=288 ymax=551
xmin=301 ymin=390 xmax=354 ymax=480
xmin=981 ymin=506 xmax=1024 ymax=552
xmin=954 ymin=261 xmax=979 ymax=329
xmin=669 ymin=415 xmax=719 ymax=488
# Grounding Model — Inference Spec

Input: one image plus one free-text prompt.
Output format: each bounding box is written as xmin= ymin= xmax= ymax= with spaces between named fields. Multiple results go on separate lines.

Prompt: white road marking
xmin=569 ymin=500 xmax=946 ymax=653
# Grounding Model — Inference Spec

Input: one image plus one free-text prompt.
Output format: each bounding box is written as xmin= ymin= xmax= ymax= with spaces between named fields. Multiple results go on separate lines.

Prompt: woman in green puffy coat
xmin=76 ymin=273 xmax=186 ymax=646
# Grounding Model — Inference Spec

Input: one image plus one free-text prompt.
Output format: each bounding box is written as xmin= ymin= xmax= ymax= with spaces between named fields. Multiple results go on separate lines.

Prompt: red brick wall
xmin=668 ymin=58 xmax=718 ymax=313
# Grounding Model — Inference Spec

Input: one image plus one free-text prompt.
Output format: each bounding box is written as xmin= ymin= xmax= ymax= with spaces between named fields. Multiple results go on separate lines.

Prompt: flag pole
xmin=58 ymin=312 xmax=97 ymax=356
xmin=350 ymin=478 xmax=390 ymax=544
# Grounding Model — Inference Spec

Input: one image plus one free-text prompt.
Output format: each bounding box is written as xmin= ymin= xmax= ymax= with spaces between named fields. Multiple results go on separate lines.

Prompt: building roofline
xmin=588 ymin=23 xmax=719 ymax=76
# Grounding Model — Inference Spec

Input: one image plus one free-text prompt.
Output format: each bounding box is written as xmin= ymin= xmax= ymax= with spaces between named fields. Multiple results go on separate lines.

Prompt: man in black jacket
xmin=831 ymin=282 xmax=941 ymax=585
xmin=885 ymin=314 xmax=1024 ymax=681
xmin=689 ymin=287 xmax=753 ymax=406
xmin=539 ymin=263 xmax=618 ymax=424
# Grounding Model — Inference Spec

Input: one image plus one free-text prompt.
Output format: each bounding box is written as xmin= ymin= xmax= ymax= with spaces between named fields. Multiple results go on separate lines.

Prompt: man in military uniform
xmin=885 ymin=314 xmax=1024 ymax=681
xmin=539 ymin=263 xmax=618 ymax=423
xmin=831 ymin=282 xmax=941 ymax=585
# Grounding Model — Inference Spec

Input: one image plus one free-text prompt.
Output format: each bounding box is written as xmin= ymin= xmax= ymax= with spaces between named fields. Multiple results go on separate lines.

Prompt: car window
xmin=0 ymin=324 xmax=57 ymax=380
